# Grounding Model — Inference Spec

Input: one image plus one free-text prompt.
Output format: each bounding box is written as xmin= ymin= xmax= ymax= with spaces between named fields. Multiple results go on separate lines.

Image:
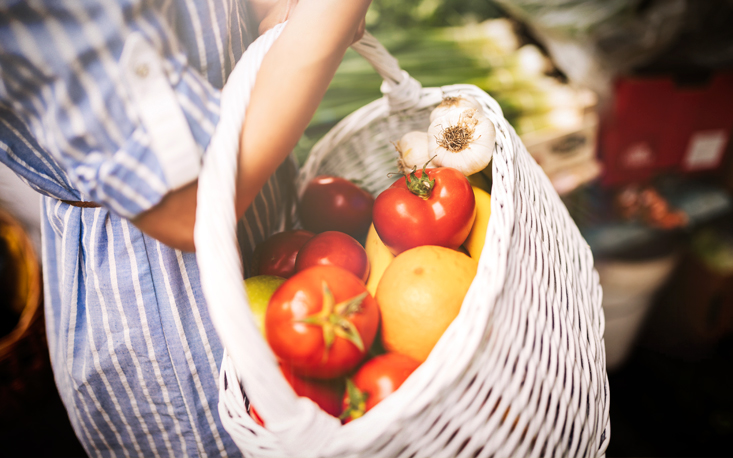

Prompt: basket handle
xmin=195 ymin=24 xmax=422 ymax=455
xmin=195 ymin=22 xmax=344 ymax=455
xmin=351 ymin=31 xmax=423 ymax=111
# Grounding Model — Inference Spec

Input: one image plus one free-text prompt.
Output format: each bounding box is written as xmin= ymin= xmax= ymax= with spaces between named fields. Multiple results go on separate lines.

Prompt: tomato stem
xmin=405 ymin=157 xmax=437 ymax=199
xmin=297 ymin=281 xmax=366 ymax=354
xmin=340 ymin=378 xmax=368 ymax=422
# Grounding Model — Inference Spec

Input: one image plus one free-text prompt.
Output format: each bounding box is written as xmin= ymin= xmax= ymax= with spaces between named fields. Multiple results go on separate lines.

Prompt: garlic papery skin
xmin=395 ymin=131 xmax=431 ymax=173
xmin=429 ymin=94 xmax=483 ymax=123
xmin=428 ymin=109 xmax=496 ymax=176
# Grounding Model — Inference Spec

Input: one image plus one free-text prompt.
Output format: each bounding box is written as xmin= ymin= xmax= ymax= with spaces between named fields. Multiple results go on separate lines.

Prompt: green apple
xmin=243 ymin=275 xmax=286 ymax=335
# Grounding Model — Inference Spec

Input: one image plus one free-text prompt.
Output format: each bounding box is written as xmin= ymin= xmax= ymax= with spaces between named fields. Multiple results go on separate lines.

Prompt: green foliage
xmin=366 ymin=0 xmax=503 ymax=30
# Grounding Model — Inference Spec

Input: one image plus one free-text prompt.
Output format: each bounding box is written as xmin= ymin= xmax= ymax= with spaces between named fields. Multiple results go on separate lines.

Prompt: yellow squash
xmin=464 ymin=186 xmax=492 ymax=259
xmin=365 ymin=223 xmax=395 ymax=296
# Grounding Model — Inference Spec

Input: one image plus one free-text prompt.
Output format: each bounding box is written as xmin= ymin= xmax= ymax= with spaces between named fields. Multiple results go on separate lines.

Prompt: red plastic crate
xmin=600 ymin=71 xmax=733 ymax=186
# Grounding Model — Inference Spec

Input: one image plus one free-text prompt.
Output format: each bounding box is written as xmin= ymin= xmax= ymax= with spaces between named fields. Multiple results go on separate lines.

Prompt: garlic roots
xmin=428 ymin=108 xmax=496 ymax=176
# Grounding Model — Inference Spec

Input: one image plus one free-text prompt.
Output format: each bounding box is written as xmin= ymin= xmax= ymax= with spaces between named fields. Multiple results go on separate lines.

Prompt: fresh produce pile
xmin=245 ymin=95 xmax=495 ymax=426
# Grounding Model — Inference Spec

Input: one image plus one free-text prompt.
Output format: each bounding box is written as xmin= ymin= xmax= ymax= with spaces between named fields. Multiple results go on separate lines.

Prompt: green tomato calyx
xmin=298 ymin=281 xmax=366 ymax=354
xmin=405 ymin=157 xmax=437 ymax=199
xmin=340 ymin=378 xmax=368 ymax=422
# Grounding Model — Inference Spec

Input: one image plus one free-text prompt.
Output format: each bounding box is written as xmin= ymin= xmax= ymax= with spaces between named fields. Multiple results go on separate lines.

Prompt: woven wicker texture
xmin=195 ymin=25 xmax=610 ymax=458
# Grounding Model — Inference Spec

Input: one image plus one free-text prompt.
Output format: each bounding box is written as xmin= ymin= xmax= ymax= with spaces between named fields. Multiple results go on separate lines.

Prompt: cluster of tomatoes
xmin=247 ymin=162 xmax=479 ymax=425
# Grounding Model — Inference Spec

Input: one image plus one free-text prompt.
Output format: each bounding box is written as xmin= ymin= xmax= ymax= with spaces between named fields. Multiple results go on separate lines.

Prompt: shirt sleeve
xmin=0 ymin=2 xmax=224 ymax=219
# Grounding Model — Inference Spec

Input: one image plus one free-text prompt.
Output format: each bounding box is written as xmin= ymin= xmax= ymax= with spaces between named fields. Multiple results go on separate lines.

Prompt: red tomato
xmin=341 ymin=353 xmax=421 ymax=423
xmin=265 ymin=265 xmax=379 ymax=379
xmin=373 ymin=167 xmax=476 ymax=255
xmin=252 ymin=230 xmax=315 ymax=278
xmin=249 ymin=363 xmax=345 ymax=426
xmin=299 ymin=176 xmax=374 ymax=239
xmin=249 ymin=403 xmax=265 ymax=427
xmin=281 ymin=363 xmax=345 ymax=417
xmin=295 ymin=231 xmax=370 ymax=282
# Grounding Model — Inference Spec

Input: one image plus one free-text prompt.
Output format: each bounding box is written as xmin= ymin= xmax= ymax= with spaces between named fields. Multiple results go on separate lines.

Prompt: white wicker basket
xmin=195 ymin=23 xmax=610 ymax=458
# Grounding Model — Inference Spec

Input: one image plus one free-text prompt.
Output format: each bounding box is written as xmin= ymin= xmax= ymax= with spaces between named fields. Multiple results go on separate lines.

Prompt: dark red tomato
xmin=265 ymin=265 xmax=379 ymax=379
xmin=281 ymin=363 xmax=345 ymax=417
xmin=249 ymin=363 xmax=345 ymax=426
xmin=373 ymin=167 xmax=476 ymax=255
xmin=252 ymin=230 xmax=315 ymax=278
xmin=295 ymin=231 xmax=370 ymax=282
xmin=299 ymin=176 xmax=374 ymax=239
xmin=341 ymin=353 xmax=421 ymax=423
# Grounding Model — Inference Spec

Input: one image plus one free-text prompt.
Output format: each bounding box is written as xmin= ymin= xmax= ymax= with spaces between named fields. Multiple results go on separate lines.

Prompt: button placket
xmin=119 ymin=32 xmax=202 ymax=192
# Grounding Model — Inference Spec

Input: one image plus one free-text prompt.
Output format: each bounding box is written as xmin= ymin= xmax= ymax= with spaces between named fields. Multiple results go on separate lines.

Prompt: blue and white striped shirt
xmin=0 ymin=1 xmax=295 ymax=456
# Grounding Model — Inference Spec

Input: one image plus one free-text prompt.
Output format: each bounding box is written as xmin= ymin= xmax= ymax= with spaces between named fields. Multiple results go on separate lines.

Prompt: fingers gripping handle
xmin=352 ymin=31 xmax=423 ymax=111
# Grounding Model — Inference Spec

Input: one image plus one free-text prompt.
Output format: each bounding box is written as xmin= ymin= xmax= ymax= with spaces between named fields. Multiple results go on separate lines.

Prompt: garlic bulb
xmin=394 ymin=131 xmax=431 ymax=173
xmin=428 ymin=108 xmax=496 ymax=176
xmin=429 ymin=94 xmax=483 ymax=123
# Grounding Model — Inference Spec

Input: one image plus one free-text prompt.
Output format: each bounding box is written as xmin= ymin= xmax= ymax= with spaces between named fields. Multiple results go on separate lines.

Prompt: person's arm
xmin=0 ymin=2 xmax=246 ymax=233
xmin=133 ymin=0 xmax=370 ymax=252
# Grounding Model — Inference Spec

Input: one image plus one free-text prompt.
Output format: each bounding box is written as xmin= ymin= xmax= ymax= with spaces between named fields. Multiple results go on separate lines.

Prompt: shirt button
xmin=135 ymin=63 xmax=150 ymax=78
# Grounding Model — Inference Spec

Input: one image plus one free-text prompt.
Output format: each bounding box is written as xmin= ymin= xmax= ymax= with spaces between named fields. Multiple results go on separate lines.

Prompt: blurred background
xmin=2 ymin=0 xmax=733 ymax=456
